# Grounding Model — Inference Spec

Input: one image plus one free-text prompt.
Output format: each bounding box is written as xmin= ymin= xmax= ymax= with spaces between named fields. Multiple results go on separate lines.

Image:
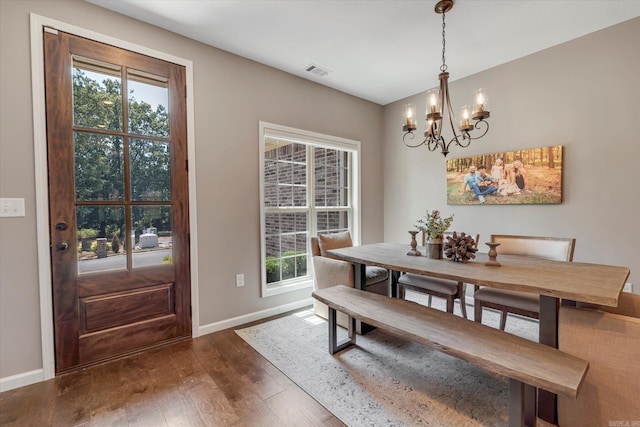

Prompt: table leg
xmin=354 ymin=262 xmax=366 ymax=291
xmin=390 ymin=270 xmax=401 ymax=298
xmin=538 ymin=295 xmax=559 ymax=423
xmin=354 ymin=262 xmax=375 ymax=334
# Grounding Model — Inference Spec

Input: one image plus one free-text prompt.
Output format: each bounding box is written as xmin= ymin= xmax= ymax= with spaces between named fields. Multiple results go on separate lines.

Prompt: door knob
xmin=58 ymin=241 xmax=70 ymax=251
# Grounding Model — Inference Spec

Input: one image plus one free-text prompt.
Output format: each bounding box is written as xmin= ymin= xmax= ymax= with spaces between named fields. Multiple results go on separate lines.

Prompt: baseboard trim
xmin=198 ymin=298 xmax=314 ymax=336
xmin=0 ymin=369 xmax=44 ymax=393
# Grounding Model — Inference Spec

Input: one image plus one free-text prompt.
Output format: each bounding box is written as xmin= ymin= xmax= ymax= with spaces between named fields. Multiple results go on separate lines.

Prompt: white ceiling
xmin=86 ymin=0 xmax=640 ymax=105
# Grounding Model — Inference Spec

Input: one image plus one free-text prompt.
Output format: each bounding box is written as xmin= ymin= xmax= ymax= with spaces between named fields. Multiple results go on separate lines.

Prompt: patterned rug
xmin=235 ymin=291 xmax=538 ymax=426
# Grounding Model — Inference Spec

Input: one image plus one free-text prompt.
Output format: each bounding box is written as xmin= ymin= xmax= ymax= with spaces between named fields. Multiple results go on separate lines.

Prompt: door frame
xmin=30 ymin=13 xmax=200 ymax=380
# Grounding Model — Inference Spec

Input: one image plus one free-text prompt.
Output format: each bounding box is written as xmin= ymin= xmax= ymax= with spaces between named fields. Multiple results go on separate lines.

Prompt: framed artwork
xmin=446 ymin=145 xmax=563 ymax=205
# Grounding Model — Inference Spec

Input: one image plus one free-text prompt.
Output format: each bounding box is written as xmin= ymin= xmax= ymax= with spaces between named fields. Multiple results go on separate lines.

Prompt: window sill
xmin=262 ymin=278 xmax=313 ymax=298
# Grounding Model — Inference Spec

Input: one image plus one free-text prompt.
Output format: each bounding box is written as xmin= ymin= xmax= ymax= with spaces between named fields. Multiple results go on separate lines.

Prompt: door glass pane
xmin=74 ymin=132 xmax=124 ymax=201
xmin=77 ymin=206 xmax=126 ymax=274
xmin=130 ymin=138 xmax=171 ymax=201
xmin=72 ymin=58 xmax=122 ymax=131
xmin=128 ymin=70 xmax=169 ymax=137
xmin=131 ymin=206 xmax=172 ymax=268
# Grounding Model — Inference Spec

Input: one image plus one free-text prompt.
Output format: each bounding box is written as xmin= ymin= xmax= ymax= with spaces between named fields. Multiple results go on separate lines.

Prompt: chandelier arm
xmin=426 ymin=136 xmax=447 ymax=155
xmin=467 ymin=119 xmax=490 ymax=140
xmin=433 ymin=74 xmax=447 ymax=141
xmin=446 ymin=132 xmax=472 ymax=149
xmin=403 ymin=131 xmax=427 ymax=148
xmin=443 ymin=77 xmax=463 ymax=148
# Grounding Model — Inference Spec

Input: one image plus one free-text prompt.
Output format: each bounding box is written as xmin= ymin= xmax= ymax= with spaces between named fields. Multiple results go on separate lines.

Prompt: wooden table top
xmin=327 ymin=242 xmax=630 ymax=307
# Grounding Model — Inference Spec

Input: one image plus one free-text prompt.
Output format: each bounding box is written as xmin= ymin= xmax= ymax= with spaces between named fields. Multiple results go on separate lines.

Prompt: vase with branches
xmin=415 ymin=210 xmax=454 ymax=259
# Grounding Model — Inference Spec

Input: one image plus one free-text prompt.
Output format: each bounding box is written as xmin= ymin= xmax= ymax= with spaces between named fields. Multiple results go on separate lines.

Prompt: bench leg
xmin=509 ymin=379 xmax=525 ymax=427
xmin=524 ymin=384 xmax=537 ymax=427
xmin=509 ymin=380 xmax=537 ymax=427
xmin=328 ymin=307 xmax=356 ymax=355
xmin=354 ymin=262 xmax=375 ymax=334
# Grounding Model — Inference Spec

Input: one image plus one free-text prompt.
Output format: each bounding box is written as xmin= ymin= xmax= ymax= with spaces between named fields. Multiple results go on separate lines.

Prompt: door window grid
xmin=72 ymin=58 xmax=173 ymax=274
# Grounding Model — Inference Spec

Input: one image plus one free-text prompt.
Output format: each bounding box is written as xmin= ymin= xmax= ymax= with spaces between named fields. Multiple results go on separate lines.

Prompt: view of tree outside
xmin=263 ymin=139 xmax=351 ymax=285
xmin=72 ymin=62 xmax=173 ymax=273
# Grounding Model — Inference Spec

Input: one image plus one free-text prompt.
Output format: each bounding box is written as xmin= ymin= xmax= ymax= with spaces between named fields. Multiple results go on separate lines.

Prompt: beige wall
xmin=0 ymin=0 xmax=384 ymax=379
xmin=383 ymin=18 xmax=639 ymax=288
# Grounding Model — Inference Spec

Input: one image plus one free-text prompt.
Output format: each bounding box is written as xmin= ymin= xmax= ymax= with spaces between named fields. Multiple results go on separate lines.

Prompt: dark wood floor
xmin=0 ymin=315 xmax=346 ymax=427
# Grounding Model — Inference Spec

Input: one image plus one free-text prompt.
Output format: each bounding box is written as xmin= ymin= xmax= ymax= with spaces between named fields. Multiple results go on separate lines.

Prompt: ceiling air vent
xmin=305 ymin=64 xmax=330 ymax=77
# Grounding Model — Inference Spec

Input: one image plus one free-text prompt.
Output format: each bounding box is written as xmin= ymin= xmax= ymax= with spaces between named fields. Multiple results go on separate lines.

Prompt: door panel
xmin=80 ymin=283 xmax=174 ymax=332
xmin=44 ymin=29 xmax=190 ymax=373
xmin=78 ymin=315 xmax=178 ymax=365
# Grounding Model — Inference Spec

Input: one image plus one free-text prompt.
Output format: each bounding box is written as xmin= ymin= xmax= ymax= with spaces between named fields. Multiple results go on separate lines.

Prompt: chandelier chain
xmin=441 ymin=11 xmax=447 ymax=72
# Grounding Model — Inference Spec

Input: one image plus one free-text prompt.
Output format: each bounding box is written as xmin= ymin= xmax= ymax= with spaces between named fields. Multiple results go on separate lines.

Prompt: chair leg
xmin=458 ymin=282 xmax=468 ymax=319
xmin=459 ymin=296 xmax=468 ymax=319
xmin=398 ymin=284 xmax=405 ymax=299
xmin=446 ymin=296 xmax=454 ymax=313
xmin=499 ymin=312 xmax=507 ymax=331
xmin=474 ymin=302 xmax=483 ymax=323
xmin=427 ymin=295 xmax=433 ymax=307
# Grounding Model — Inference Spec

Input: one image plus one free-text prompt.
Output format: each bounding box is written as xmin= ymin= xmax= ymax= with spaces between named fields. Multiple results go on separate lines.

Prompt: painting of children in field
xmin=447 ymin=146 xmax=563 ymax=205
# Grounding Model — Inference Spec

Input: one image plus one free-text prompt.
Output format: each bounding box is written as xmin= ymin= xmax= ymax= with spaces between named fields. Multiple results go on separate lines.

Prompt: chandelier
xmin=402 ymin=0 xmax=490 ymax=157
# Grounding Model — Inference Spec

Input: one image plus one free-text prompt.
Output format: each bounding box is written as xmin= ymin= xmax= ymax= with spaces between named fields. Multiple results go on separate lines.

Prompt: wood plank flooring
xmin=0 ymin=314 xmax=345 ymax=426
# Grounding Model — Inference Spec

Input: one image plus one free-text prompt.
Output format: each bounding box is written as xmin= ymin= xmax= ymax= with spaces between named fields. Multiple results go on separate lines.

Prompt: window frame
xmin=259 ymin=122 xmax=361 ymax=298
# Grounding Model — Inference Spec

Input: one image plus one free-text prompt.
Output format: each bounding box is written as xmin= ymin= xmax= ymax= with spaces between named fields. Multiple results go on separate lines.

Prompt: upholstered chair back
xmin=491 ymin=234 xmax=575 ymax=262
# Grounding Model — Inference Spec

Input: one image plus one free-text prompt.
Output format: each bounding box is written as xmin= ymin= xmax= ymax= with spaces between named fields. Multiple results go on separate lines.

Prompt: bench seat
xmin=312 ymin=285 xmax=588 ymax=401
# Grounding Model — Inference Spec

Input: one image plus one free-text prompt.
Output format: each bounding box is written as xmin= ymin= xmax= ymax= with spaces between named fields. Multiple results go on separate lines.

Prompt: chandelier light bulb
xmin=474 ymin=88 xmax=488 ymax=113
xmin=427 ymin=89 xmax=440 ymax=114
xmin=460 ymin=105 xmax=473 ymax=131
xmin=403 ymin=103 xmax=417 ymax=130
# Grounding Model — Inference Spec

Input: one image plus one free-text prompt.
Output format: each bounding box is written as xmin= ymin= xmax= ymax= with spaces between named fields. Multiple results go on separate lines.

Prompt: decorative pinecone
xmin=444 ymin=231 xmax=478 ymax=262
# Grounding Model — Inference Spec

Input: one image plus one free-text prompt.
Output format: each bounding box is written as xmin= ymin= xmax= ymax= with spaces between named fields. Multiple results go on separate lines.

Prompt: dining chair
xmin=474 ymin=234 xmax=576 ymax=330
xmin=398 ymin=231 xmax=479 ymax=319
xmin=311 ymin=231 xmax=389 ymax=331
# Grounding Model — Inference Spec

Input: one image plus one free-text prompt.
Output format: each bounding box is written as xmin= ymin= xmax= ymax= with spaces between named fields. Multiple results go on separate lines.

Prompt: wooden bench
xmin=312 ymin=285 xmax=589 ymax=427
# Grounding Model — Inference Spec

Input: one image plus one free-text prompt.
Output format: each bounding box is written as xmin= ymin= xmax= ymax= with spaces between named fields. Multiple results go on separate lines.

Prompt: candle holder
xmin=407 ymin=231 xmax=422 ymax=256
xmin=485 ymin=242 xmax=501 ymax=267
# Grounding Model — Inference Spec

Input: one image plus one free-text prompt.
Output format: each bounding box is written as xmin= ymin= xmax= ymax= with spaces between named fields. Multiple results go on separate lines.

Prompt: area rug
xmin=235 ymin=291 xmax=538 ymax=427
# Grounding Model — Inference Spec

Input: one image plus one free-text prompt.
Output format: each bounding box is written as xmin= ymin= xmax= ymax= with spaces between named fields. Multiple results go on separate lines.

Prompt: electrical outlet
xmin=623 ymin=282 xmax=633 ymax=293
xmin=236 ymin=273 xmax=245 ymax=287
xmin=0 ymin=198 xmax=25 ymax=217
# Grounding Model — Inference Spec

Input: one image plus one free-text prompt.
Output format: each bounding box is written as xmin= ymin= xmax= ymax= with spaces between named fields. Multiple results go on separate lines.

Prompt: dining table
xmin=327 ymin=242 xmax=630 ymax=424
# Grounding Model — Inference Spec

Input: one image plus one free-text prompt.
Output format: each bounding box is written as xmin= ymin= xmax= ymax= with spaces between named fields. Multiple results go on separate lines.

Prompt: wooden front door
xmin=43 ymin=29 xmax=191 ymax=373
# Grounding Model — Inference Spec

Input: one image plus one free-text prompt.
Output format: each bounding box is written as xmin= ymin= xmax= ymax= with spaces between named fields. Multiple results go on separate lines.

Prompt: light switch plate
xmin=0 ymin=198 xmax=25 ymax=217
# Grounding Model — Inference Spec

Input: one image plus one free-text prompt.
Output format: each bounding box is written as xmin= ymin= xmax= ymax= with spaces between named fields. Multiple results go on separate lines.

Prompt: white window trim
xmin=259 ymin=122 xmax=361 ymax=298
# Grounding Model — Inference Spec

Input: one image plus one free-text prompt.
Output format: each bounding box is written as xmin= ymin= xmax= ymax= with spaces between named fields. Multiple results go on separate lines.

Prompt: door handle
xmin=58 ymin=241 xmax=70 ymax=251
